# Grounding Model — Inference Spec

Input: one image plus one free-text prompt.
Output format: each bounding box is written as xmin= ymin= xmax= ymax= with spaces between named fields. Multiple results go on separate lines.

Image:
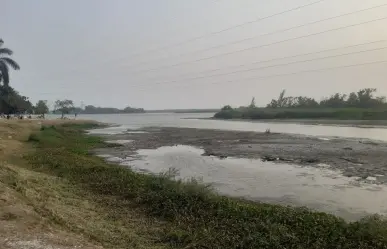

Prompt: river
xmin=68 ymin=113 xmax=387 ymax=219
xmin=76 ymin=113 xmax=387 ymax=141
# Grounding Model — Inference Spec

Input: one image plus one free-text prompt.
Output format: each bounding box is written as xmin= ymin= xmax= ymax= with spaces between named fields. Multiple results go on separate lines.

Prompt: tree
xmin=249 ymin=97 xmax=256 ymax=108
xmin=267 ymin=90 xmax=288 ymax=108
xmin=357 ymin=88 xmax=377 ymax=108
xmin=0 ymin=39 xmax=20 ymax=86
xmin=0 ymin=85 xmax=33 ymax=114
xmin=34 ymin=100 xmax=49 ymax=117
xmin=346 ymin=92 xmax=358 ymax=107
xmin=221 ymin=105 xmax=233 ymax=111
xmin=54 ymin=99 xmax=74 ymax=118
xmin=277 ymin=90 xmax=287 ymax=107
xmin=320 ymin=93 xmax=347 ymax=108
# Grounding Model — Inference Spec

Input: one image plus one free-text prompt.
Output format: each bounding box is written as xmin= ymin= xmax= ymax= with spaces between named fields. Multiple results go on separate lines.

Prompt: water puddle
xmin=125 ymin=130 xmax=148 ymax=134
xmin=106 ymin=139 xmax=133 ymax=144
xmin=88 ymin=126 xmax=148 ymax=135
xmin=112 ymin=145 xmax=387 ymax=220
xmin=88 ymin=126 xmax=127 ymax=135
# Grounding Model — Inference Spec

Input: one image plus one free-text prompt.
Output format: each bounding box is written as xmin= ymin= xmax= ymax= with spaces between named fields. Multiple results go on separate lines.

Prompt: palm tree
xmin=0 ymin=39 xmax=20 ymax=87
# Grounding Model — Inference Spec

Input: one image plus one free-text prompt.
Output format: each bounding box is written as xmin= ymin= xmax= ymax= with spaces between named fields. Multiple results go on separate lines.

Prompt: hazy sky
xmin=1 ymin=0 xmax=387 ymax=109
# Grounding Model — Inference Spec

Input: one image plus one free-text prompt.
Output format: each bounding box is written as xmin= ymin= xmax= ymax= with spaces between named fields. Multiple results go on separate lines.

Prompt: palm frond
xmin=0 ymin=57 xmax=20 ymax=70
xmin=0 ymin=48 xmax=13 ymax=56
xmin=0 ymin=61 xmax=10 ymax=86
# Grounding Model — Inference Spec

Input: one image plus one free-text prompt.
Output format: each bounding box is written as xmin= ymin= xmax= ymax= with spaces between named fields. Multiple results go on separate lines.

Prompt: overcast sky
xmin=1 ymin=0 xmax=387 ymax=109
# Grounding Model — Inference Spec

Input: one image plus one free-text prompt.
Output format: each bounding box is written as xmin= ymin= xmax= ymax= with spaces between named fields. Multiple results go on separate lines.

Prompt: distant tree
xmin=266 ymin=99 xmax=278 ymax=108
xmin=320 ymin=93 xmax=347 ymax=108
xmin=0 ymin=85 xmax=32 ymax=114
xmin=376 ymin=96 xmax=386 ymax=104
xmin=0 ymin=39 xmax=20 ymax=86
xmin=34 ymin=100 xmax=49 ymax=117
xmin=263 ymin=88 xmax=387 ymax=110
xmin=221 ymin=105 xmax=233 ymax=111
xmin=267 ymin=90 xmax=287 ymax=108
xmin=123 ymin=106 xmax=145 ymax=113
xmin=356 ymin=88 xmax=377 ymax=108
xmin=54 ymin=99 xmax=74 ymax=118
xmin=249 ymin=97 xmax=256 ymax=108
xmin=293 ymin=96 xmax=319 ymax=108
xmin=346 ymin=92 xmax=358 ymax=107
xmin=277 ymin=90 xmax=287 ymax=107
xmin=81 ymin=105 xmax=144 ymax=114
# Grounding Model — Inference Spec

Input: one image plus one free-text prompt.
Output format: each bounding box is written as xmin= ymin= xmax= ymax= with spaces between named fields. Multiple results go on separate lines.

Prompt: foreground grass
xmin=214 ymin=107 xmax=387 ymax=121
xmin=24 ymin=123 xmax=387 ymax=248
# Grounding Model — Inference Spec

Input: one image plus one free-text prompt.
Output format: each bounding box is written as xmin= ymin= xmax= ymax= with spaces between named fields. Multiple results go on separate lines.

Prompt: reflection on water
xmin=104 ymin=145 xmax=387 ymax=220
xmin=78 ymin=113 xmax=387 ymax=141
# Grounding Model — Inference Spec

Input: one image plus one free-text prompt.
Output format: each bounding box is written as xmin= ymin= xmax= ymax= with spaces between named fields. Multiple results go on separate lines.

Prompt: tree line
xmin=82 ymin=105 xmax=144 ymax=114
xmin=266 ymin=89 xmax=386 ymax=109
xmin=215 ymin=88 xmax=387 ymax=120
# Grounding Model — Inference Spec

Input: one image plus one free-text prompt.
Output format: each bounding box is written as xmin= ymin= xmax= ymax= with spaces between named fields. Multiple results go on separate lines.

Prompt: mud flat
xmin=95 ymin=127 xmax=387 ymax=183
xmin=92 ymin=127 xmax=387 ymax=219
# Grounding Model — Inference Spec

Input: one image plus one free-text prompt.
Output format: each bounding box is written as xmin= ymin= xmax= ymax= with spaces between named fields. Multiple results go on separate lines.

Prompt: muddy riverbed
xmin=92 ymin=127 xmax=387 ymax=220
xmin=95 ymin=127 xmax=387 ymax=182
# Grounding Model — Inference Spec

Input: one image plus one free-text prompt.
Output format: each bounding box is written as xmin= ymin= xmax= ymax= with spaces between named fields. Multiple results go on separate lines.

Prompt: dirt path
xmin=96 ymin=127 xmax=387 ymax=184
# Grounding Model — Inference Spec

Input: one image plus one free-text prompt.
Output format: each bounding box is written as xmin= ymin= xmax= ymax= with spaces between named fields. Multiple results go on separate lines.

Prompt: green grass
xmin=214 ymin=107 xmax=387 ymax=120
xmin=24 ymin=123 xmax=387 ymax=248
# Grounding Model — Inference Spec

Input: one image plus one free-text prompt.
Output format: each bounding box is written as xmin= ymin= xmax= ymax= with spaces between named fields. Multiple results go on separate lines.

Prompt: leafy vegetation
xmin=0 ymin=39 xmax=20 ymax=87
xmin=0 ymin=39 xmax=32 ymax=114
xmin=0 ymin=85 xmax=33 ymax=114
xmin=24 ymin=123 xmax=387 ymax=248
xmin=266 ymin=88 xmax=386 ymax=109
xmin=54 ymin=99 xmax=75 ymax=118
xmin=215 ymin=88 xmax=387 ymax=120
xmin=34 ymin=100 xmax=49 ymax=116
xmin=82 ymin=105 xmax=145 ymax=114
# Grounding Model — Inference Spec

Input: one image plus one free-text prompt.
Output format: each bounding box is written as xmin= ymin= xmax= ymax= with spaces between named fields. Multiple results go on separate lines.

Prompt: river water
xmin=79 ymin=113 xmax=387 ymax=141
xmin=75 ymin=113 xmax=387 ymax=219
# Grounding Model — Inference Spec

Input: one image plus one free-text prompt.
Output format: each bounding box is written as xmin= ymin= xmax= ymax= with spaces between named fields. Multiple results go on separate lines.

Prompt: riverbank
xmin=205 ymin=117 xmax=387 ymax=128
xmin=214 ymin=107 xmax=387 ymax=122
xmin=2 ymin=121 xmax=387 ymax=248
xmin=0 ymin=120 xmax=107 ymax=249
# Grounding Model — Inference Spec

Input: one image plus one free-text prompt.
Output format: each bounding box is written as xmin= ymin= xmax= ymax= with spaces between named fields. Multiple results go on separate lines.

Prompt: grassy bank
xmin=17 ymin=122 xmax=387 ymax=248
xmin=214 ymin=107 xmax=387 ymax=121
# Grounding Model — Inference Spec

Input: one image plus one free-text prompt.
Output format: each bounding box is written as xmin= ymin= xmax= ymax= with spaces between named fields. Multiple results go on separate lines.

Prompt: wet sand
xmin=95 ymin=127 xmax=387 ymax=183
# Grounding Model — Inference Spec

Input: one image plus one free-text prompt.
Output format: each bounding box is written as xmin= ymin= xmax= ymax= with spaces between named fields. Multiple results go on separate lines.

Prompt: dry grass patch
xmin=1 ymin=119 xmax=168 ymax=249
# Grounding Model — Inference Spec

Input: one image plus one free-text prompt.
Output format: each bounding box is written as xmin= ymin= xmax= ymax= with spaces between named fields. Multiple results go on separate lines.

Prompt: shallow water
xmin=75 ymin=113 xmax=387 ymax=141
xmin=102 ymin=145 xmax=387 ymax=220
xmin=105 ymin=139 xmax=133 ymax=144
